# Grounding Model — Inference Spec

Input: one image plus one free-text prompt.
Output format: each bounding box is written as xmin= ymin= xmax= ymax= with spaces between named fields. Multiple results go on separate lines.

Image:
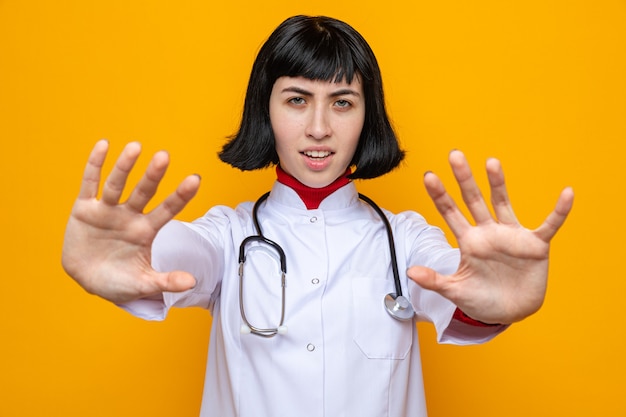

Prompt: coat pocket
xmin=351 ymin=277 xmax=413 ymax=359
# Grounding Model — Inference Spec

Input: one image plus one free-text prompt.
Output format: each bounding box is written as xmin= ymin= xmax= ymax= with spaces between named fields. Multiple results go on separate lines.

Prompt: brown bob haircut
xmin=219 ymin=15 xmax=404 ymax=179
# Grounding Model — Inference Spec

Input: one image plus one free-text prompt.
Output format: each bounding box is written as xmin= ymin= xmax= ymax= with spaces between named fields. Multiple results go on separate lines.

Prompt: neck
xmin=276 ymin=165 xmax=351 ymax=209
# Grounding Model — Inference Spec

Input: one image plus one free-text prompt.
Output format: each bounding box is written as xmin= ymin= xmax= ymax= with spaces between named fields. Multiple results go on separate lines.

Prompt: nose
xmin=304 ymin=107 xmax=331 ymax=140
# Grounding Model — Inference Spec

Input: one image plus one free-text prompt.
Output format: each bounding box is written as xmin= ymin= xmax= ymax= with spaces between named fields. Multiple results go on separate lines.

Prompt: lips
xmin=302 ymin=150 xmax=332 ymax=159
xmin=300 ymin=149 xmax=334 ymax=172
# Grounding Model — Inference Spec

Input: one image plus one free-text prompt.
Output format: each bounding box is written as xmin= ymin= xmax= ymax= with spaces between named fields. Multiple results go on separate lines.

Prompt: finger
xmin=115 ymin=270 xmax=197 ymax=303
xmin=486 ymin=157 xmax=518 ymax=225
xmin=406 ymin=265 xmax=448 ymax=293
xmin=449 ymin=150 xmax=493 ymax=225
xmin=153 ymin=270 xmax=197 ymax=294
xmin=101 ymin=142 xmax=142 ymax=205
xmin=535 ymin=187 xmax=575 ymax=242
xmin=424 ymin=171 xmax=471 ymax=237
xmin=78 ymin=139 xmax=109 ymax=199
xmin=146 ymin=174 xmax=201 ymax=230
xmin=126 ymin=150 xmax=170 ymax=213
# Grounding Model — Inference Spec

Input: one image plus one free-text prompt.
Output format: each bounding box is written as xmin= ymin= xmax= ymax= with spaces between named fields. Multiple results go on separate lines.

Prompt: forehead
xmin=271 ymin=76 xmax=363 ymax=95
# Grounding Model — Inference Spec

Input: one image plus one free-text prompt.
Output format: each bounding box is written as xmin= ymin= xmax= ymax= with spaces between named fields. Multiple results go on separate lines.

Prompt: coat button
xmin=306 ymin=343 xmax=315 ymax=352
xmin=311 ymin=278 xmax=320 ymax=285
xmin=309 ymin=216 xmax=318 ymax=223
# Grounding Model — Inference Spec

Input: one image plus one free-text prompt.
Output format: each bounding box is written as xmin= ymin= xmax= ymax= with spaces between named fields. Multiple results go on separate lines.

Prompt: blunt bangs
xmin=219 ymin=15 xmax=404 ymax=179
xmin=267 ymin=17 xmax=363 ymax=85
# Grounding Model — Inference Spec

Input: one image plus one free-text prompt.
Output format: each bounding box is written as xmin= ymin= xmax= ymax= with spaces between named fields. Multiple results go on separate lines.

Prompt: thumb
xmin=155 ymin=270 xmax=197 ymax=294
xmin=406 ymin=266 xmax=444 ymax=292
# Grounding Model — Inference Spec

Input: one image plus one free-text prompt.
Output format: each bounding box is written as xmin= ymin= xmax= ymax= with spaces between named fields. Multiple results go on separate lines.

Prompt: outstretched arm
xmin=61 ymin=140 xmax=201 ymax=304
xmin=407 ymin=150 xmax=574 ymax=324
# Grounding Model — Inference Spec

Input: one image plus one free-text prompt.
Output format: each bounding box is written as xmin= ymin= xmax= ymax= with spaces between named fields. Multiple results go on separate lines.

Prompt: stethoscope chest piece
xmin=384 ymin=293 xmax=414 ymax=321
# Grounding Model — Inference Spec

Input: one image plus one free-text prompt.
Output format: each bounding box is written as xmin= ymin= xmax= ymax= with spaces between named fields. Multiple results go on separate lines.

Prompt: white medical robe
xmin=122 ymin=181 xmax=506 ymax=417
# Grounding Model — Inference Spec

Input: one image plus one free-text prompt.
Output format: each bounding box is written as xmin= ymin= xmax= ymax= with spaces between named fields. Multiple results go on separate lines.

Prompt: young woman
xmin=62 ymin=15 xmax=573 ymax=417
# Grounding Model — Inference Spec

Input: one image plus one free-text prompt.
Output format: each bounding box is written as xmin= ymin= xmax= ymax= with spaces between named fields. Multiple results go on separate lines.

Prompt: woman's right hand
xmin=61 ymin=140 xmax=201 ymax=304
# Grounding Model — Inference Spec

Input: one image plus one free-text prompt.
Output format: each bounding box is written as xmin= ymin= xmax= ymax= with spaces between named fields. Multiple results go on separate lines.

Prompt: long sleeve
xmin=118 ymin=218 xmax=226 ymax=320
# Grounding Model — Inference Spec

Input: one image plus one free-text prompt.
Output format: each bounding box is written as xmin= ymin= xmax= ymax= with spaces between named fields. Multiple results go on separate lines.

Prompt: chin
xmin=302 ymin=179 xmax=333 ymax=189
xmin=292 ymin=168 xmax=344 ymax=188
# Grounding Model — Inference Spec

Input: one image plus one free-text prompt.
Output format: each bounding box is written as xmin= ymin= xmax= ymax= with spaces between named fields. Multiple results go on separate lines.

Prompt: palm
xmin=407 ymin=151 xmax=574 ymax=324
xmin=62 ymin=141 xmax=200 ymax=303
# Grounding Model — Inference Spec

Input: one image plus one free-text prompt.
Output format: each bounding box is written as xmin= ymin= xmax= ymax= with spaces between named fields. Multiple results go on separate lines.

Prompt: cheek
xmin=346 ymin=119 xmax=364 ymax=152
xmin=271 ymin=116 xmax=302 ymax=148
xmin=271 ymin=122 xmax=297 ymax=165
xmin=272 ymin=124 xmax=292 ymax=152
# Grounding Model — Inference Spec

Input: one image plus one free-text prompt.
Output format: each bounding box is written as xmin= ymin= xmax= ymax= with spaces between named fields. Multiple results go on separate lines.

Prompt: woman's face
xmin=269 ymin=76 xmax=365 ymax=188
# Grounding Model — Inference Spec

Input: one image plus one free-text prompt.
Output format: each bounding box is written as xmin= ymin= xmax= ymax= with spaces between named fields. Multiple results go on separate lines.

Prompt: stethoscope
xmin=238 ymin=191 xmax=415 ymax=337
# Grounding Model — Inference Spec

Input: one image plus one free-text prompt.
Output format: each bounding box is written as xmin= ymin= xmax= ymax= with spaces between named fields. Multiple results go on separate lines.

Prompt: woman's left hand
xmin=407 ymin=150 xmax=574 ymax=324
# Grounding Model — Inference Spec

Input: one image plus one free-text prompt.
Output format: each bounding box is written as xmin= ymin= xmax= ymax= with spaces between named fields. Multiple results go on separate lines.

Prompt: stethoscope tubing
xmin=356 ymin=193 xmax=404 ymax=298
xmin=239 ymin=189 xmax=414 ymax=337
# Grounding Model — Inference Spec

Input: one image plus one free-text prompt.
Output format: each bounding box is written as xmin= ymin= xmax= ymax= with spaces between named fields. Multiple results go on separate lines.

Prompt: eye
xmin=288 ymin=97 xmax=306 ymax=105
xmin=335 ymin=99 xmax=351 ymax=108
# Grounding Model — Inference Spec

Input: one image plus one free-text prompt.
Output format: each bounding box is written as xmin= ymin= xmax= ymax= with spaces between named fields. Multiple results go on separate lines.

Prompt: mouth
xmin=302 ymin=150 xmax=333 ymax=160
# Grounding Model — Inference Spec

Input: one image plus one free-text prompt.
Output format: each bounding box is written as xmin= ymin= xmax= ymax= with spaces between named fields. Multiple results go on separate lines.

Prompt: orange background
xmin=1 ymin=1 xmax=625 ymax=416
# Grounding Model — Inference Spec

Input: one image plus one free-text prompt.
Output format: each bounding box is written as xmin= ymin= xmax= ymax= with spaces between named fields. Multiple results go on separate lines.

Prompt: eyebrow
xmin=280 ymin=86 xmax=361 ymax=98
